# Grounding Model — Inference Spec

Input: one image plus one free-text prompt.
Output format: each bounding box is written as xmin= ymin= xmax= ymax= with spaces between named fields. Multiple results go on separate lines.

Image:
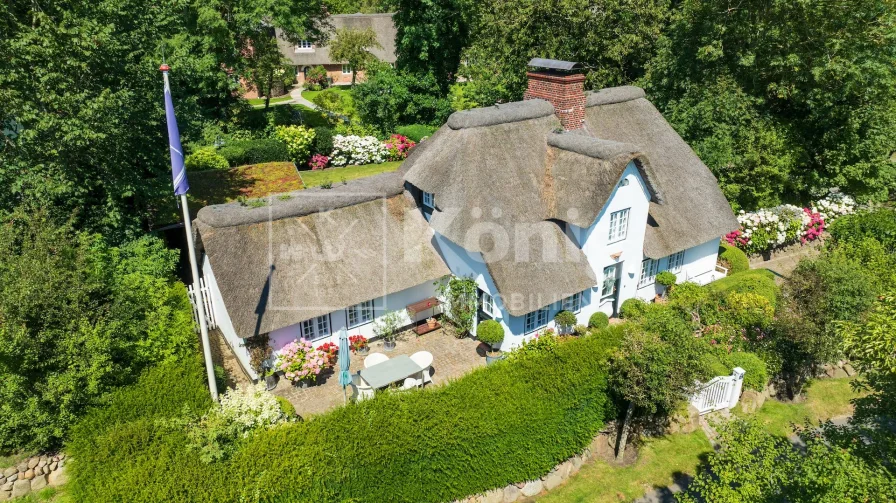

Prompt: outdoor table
xmin=359 ymin=355 xmax=423 ymax=389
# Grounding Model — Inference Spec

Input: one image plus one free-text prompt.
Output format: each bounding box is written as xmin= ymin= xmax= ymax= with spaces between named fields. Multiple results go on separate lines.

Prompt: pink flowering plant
xmin=308 ymin=154 xmax=329 ymax=170
xmin=383 ymin=134 xmax=416 ymax=161
xmin=276 ymin=338 xmax=327 ymax=384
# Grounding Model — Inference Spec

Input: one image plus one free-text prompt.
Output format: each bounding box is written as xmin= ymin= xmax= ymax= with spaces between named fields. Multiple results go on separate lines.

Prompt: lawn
xmin=538 ymin=432 xmax=713 ymax=503
xmin=301 ymin=86 xmax=353 ymax=104
xmin=540 ymin=377 xmax=859 ymax=502
xmin=247 ymin=96 xmax=292 ymax=106
xmin=299 ymin=160 xmax=403 ymax=188
xmin=735 ymin=376 xmax=861 ymax=437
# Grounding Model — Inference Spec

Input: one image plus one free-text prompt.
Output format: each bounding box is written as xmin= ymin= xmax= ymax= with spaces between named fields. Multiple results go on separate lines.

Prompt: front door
xmin=601 ymin=263 xmax=622 ymax=316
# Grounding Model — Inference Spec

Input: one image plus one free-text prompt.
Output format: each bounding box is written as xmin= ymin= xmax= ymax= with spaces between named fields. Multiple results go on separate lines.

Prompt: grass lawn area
xmin=9 ymin=486 xmax=70 ymax=502
xmin=540 ymin=377 xmax=859 ymax=502
xmin=299 ymin=161 xmax=403 ymax=188
xmin=301 ymin=86 xmax=353 ymax=104
xmin=152 ymin=162 xmax=304 ymax=227
xmin=538 ymin=432 xmax=713 ymax=503
xmin=247 ymin=96 xmax=292 ymax=107
xmin=735 ymin=376 xmax=861 ymax=437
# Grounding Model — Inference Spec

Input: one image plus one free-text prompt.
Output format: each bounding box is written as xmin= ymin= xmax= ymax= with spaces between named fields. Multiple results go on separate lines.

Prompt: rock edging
xmin=0 ymin=453 xmax=68 ymax=501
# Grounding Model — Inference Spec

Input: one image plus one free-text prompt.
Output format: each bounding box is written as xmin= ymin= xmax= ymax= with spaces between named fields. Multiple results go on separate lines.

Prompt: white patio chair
xmin=410 ymin=351 xmax=433 ymax=386
xmin=401 ymin=377 xmax=420 ymax=390
xmin=364 ymin=352 xmax=389 ymax=369
xmin=352 ymin=373 xmax=374 ymax=401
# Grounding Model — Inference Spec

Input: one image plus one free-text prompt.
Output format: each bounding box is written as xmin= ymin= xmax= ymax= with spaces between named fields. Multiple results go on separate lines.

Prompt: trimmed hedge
xmin=719 ymin=243 xmax=750 ymax=274
xmin=589 ymin=312 xmax=609 ymax=329
xmin=217 ymin=139 xmax=290 ymax=167
xmin=396 ymin=124 xmax=438 ymax=142
xmin=707 ymin=269 xmax=778 ymax=307
xmin=68 ymin=332 xmax=620 ymax=503
xmin=705 ymin=350 xmax=769 ymax=391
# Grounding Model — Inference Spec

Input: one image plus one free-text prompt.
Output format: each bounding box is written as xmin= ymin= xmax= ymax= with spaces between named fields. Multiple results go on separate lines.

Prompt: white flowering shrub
xmin=218 ymin=383 xmax=285 ymax=434
xmin=726 ymin=191 xmax=857 ymax=255
xmin=330 ymin=134 xmax=388 ymax=166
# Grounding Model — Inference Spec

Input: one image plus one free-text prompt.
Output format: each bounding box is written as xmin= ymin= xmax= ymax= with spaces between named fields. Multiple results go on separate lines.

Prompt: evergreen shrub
xmin=619 ymin=298 xmax=648 ymax=319
xmin=719 ymin=243 xmax=750 ymax=274
xmin=184 ymin=148 xmax=230 ymax=171
xmin=588 ymin=312 xmax=609 ymax=329
xmin=217 ymin=139 xmax=290 ymax=167
xmin=396 ymin=124 xmax=438 ymax=142
xmin=68 ymin=334 xmax=619 ymax=503
xmin=707 ymin=269 xmax=778 ymax=307
xmin=476 ymin=319 xmax=504 ymax=348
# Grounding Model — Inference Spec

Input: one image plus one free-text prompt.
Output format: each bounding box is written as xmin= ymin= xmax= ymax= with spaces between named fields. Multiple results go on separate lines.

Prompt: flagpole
xmin=161 ymin=64 xmax=219 ymax=401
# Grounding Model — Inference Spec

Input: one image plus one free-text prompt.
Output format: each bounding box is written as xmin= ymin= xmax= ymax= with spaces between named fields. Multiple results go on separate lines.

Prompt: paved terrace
xmin=272 ymin=328 xmax=487 ymax=419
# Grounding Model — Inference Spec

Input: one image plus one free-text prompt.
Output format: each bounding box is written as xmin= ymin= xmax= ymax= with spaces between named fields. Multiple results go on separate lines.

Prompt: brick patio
xmin=271 ymin=328 xmax=487 ymax=419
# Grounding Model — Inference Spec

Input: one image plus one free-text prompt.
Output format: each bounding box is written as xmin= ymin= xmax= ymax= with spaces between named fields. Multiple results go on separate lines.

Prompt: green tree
xmin=646 ymin=0 xmax=896 ymax=207
xmin=678 ymin=419 xmax=896 ymax=503
xmin=0 ymin=210 xmax=196 ymax=451
xmin=0 ymin=0 xmax=326 ymax=238
xmin=609 ymin=324 xmax=708 ymax=460
xmin=328 ymin=28 xmax=383 ymax=87
xmin=459 ymin=0 xmax=671 ymax=105
xmin=354 ymin=67 xmax=452 ymax=132
xmin=394 ymin=0 xmax=470 ymax=93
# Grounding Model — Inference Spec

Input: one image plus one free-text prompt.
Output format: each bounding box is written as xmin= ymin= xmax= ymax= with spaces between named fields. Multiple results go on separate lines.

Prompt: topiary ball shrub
xmin=588 ymin=312 xmax=609 ymax=329
xmin=656 ymin=271 xmax=677 ymax=288
xmin=185 ymin=148 xmax=230 ymax=171
xmin=719 ymin=243 xmax=750 ymax=274
xmin=619 ymin=298 xmax=648 ymax=319
xmin=476 ymin=320 xmax=505 ymax=350
xmin=554 ymin=310 xmax=578 ymax=328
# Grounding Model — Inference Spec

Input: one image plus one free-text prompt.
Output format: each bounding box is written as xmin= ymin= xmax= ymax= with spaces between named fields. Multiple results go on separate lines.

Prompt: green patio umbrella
xmin=337 ymin=328 xmax=352 ymax=403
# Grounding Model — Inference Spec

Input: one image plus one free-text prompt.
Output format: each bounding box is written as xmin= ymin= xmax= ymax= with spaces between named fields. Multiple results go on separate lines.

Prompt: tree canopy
xmin=328 ymin=27 xmax=383 ymax=86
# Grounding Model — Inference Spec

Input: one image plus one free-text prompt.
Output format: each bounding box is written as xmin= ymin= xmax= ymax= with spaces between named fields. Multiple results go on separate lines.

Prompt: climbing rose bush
xmin=277 ymin=338 xmax=327 ymax=383
xmin=330 ymin=135 xmax=388 ymax=166
xmin=384 ymin=134 xmax=416 ymax=161
xmin=725 ymin=192 xmax=856 ymax=254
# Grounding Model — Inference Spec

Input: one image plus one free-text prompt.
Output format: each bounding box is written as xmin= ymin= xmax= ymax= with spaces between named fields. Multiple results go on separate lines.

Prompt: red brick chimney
xmin=524 ymin=63 xmax=586 ymax=130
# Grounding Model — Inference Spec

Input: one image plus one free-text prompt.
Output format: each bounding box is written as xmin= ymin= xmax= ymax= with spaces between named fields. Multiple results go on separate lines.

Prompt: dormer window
xmin=422 ymin=191 xmax=435 ymax=209
xmin=295 ymin=41 xmax=313 ymax=52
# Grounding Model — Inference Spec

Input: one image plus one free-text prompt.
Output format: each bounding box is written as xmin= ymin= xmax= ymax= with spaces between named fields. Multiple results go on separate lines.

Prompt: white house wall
xmin=634 ymin=237 xmax=723 ymax=300
xmin=267 ymin=281 xmax=440 ymax=361
xmin=568 ymin=162 xmax=651 ymax=319
xmin=202 ymin=255 xmax=258 ymax=380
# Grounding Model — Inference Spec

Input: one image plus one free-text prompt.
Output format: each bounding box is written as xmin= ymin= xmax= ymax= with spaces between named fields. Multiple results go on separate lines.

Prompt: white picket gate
xmin=690 ymin=367 xmax=746 ymax=415
xmin=187 ymin=278 xmax=218 ymax=331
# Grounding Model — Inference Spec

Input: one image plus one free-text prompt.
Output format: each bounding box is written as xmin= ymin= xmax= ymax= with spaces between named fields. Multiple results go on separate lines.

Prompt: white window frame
xmin=639 ymin=258 xmax=659 ymax=288
xmin=422 ymin=191 xmax=435 ymax=209
xmin=562 ymin=291 xmax=584 ymax=313
xmin=341 ymin=64 xmax=352 ymax=75
xmin=601 ymin=265 xmax=618 ymax=298
xmin=347 ymin=300 xmax=374 ymax=328
xmin=481 ymin=291 xmax=497 ymax=318
xmin=524 ymin=308 xmax=549 ymax=333
xmin=608 ymin=208 xmax=630 ymax=243
xmin=295 ymin=40 xmax=314 ymax=52
xmin=667 ymin=250 xmax=685 ymax=273
xmin=301 ymin=314 xmax=331 ymax=341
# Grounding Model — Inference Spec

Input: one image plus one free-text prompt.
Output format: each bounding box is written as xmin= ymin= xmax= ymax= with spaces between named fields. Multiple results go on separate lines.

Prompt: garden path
xmin=289 ymin=85 xmax=317 ymax=109
xmin=271 ymin=328 xmax=487 ymax=419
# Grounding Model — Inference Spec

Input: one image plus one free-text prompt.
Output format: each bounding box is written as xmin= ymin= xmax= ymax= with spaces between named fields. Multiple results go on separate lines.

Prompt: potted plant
xmin=276 ymin=339 xmax=326 ymax=388
xmin=245 ymin=334 xmax=277 ymax=389
xmin=316 ymin=342 xmax=339 ymax=369
xmin=656 ymin=271 xmax=677 ymax=299
xmin=426 ymin=316 xmax=437 ymax=329
xmin=373 ymin=310 xmax=402 ymax=351
xmin=554 ymin=310 xmax=578 ymax=335
xmin=476 ymin=320 xmax=505 ymax=364
xmin=349 ymin=334 xmax=369 ymax=355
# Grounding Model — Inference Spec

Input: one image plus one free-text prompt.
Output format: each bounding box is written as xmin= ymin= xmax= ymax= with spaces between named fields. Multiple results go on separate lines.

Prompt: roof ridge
xmin=585 ymin=86 xmax=646 ymax=107
xmin=446 ymin=99 xmax=556 ymax=130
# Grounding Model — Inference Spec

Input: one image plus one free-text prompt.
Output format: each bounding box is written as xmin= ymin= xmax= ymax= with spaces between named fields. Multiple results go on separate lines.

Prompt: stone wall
xmin=0 ymin=453 xmax=68 ymax=501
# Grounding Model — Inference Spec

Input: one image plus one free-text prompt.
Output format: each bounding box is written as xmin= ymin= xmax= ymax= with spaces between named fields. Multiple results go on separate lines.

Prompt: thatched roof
xmin=404 ymin=88 xmax=737 ymax=313
xmin=196 ymin=189 xmax=448 ymax=339
xmin=583 ymin=92 xmax=738 ymax=258
xmin=279 ymin=13 xmax=397 ymax=66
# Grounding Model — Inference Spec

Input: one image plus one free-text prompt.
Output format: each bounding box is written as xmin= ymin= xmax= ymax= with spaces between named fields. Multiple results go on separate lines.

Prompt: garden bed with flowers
xmin=725 ymin=192 xmax=856 ymax=255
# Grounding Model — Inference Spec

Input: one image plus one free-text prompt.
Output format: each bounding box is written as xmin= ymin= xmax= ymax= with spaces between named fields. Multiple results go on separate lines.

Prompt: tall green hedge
xmin=68 ymin=332 xmax=620 ymax=503
xmin=217 ymin=139 xmax=290 ymax=167
xmin=707 ymin=269 xmax=778 ymax=307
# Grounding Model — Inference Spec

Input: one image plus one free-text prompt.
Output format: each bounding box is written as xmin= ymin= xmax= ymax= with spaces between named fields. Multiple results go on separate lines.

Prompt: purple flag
xmin=161 ymin=64 xmax=189 ymax=196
